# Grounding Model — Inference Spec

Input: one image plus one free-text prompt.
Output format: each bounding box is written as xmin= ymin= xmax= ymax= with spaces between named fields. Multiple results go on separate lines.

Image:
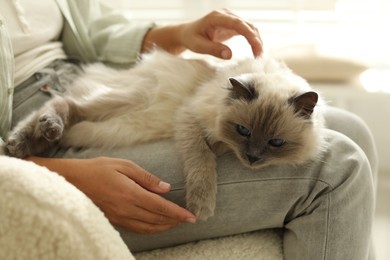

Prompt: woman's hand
xmin=142 ymin=9 xmax=263 ymax=59
xmin=180 ymin=9 xmax=263 ymax=59
xmin=26 ymin=156 xmax=196 ymax=234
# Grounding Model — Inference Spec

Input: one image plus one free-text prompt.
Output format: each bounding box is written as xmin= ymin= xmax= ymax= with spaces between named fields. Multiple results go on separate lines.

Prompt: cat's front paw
xmin=186 ymin=189 xmax=216 ymax=221
xmin=5 ymin=132 xmax=32 ymax=158
xmin=187 ymin=201 xmax=215 ymax=221
xmin=38 ymin=114 xmax=64 ymax=141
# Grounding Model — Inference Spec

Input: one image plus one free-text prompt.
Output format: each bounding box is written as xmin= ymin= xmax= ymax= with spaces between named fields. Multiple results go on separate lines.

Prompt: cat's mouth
xmin=246 ymin=154 xmax=264 ymax=164
xmin=240 ymin=153 xmax=268 ymax=169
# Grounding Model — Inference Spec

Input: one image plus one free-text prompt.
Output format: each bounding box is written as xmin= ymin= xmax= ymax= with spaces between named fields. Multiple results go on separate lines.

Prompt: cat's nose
xmin=246 ymin=153 xmax=260 ymax=164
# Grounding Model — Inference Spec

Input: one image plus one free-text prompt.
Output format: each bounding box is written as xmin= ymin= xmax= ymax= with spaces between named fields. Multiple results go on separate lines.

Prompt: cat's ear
xmin=228 ymin=77 xmax=258 ymax=102
xmin=290 ymin=91 xmax=318 ymax=118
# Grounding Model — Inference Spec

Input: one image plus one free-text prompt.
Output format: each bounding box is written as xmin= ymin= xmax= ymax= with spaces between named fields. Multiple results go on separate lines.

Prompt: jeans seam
xmin=217 ymin=176 xmax=335 ymax=190
xmin=171 ymin=176 xmax=335 ymax=192
xmin=323 ymin=193 xmax=330 ymax=260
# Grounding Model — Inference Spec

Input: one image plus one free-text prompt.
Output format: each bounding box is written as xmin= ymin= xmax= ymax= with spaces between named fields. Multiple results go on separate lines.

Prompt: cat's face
xmin=217 ymin=74 xmax=322 ymax=169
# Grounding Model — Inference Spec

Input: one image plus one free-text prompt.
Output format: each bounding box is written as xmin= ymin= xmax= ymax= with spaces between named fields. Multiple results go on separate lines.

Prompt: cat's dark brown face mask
xmin=218 ymin=77 xmax=320 ymax=169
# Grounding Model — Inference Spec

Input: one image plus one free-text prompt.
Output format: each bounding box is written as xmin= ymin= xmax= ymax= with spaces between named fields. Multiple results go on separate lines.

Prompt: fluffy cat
xmin=6 ymin=50 xmax=325 ymax=220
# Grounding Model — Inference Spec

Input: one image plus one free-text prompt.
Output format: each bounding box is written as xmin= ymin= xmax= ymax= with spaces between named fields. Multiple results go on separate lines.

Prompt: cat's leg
xmin=6 ymin=96 xmax=79 ymax=157
xmin=6 ymin=86 xmax=140 ymax=156
xmin=175 ymin=110 xmax=218 ymax=221
xmin=6 ymin=111 xmax=50 ymax=158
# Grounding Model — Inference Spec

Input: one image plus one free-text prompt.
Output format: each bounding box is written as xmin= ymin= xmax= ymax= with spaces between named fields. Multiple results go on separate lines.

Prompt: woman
xmin=0 ymin=1 xmax=377 ymax=259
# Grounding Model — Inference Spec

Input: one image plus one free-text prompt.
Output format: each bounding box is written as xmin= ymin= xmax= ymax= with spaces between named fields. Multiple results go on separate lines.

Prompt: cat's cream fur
xmin=6 ymin=50 xmax=325 ymax=220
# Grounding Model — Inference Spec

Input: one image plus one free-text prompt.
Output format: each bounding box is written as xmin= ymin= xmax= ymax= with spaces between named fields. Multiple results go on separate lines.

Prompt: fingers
xmin=68 ymin=157 xmax=195 ymax=235
xmin=148 ymin=189 xmax=197 ymax=223
xmin=108 ymin=157 xmax=197 ymax=226
xmin=115 ymin=158 xmax=171 ymax=194
xmin=106 ymin=180 xmax=196 ymax=234
xmin=113 ymin=217 xmax=178 ymax=234
xmin=223 ymin=8 xmax=260 ymax=36
xmin=185 ymin=9 xmax=263 ymax=59
xmin=108 ymin=202 xmax=181 ymax=232
xmin=190 ymin=37 xmax=233 ymax=59
xmin=207 ymin=10 xmax=263 ymax=57
xmin=136 ymin=184 xmax=197 ymax=223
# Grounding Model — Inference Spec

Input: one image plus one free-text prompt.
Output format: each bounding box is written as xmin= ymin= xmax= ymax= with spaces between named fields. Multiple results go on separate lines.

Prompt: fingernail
xmin=158 ymin=181 xmax=171 ymax=190
xmin=185 ymin=217 xmax=196 ymax=224
xmin=221 ymin=49 xmax=230 ymax=59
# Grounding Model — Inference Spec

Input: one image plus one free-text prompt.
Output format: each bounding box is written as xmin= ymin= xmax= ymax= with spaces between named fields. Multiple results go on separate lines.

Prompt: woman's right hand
xmin=26 ymin=156 xmax=196 ymax=234
xmin=142 ymin=9 xmax=263 ymax=59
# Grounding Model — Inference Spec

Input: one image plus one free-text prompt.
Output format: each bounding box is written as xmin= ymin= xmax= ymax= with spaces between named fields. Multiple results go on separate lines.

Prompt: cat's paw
xmin=187 ymin=202 xmax=215 ymax=221
xmin=5 ymin=132 xmax=32 ymax=158
xmin=38 ymin=114 xmax=64 ymax=142
xmin=186 ymin=192 xmax=216 ymax=221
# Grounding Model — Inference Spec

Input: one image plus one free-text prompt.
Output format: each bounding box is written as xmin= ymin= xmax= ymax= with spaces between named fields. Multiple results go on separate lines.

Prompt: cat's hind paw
xmin=5 ymin=133 xmax=33 ymax=158
xmin=38 ymin=114 xmax=64 ymax=142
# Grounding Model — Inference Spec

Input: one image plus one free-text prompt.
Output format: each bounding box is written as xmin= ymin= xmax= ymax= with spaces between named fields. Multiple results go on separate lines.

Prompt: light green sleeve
xmin=58 ymin=0 xmax=154 ymax=66
xmin=0 ymin=16 xmax=15 ymax=141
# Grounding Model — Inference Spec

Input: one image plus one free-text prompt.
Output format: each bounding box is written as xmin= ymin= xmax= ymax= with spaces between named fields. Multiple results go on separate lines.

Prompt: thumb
xmin=138 ymin=170 xmax=172 ymax=194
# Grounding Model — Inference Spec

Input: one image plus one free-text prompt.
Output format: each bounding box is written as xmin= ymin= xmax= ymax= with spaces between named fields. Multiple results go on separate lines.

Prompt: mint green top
xmin=0 ymin=0 xmax=154 ymax=141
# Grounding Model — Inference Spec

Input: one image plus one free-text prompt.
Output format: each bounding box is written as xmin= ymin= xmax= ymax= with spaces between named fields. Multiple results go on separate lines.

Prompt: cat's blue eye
xmin=269 ymin=138 xmax=285 ymax=147
xmin=237 ymin=125 xmax=251 ymax=137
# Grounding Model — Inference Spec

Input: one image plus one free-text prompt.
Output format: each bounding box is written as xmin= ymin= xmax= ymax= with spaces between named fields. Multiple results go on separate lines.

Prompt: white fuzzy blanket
xmin=0 ymin=156 xmax=133 ymax=260
xmin=135 ymin=229 xmax=283 ymax=260
xmin=0 ymin=155 xmax=283 ymax=259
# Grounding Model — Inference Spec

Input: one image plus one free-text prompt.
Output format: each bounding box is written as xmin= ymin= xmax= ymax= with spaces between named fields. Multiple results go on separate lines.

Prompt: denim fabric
xmin=57 ymin=109 xmax=377 ymax=260
xmin=12 ymin=60 xmax=81 ymax=127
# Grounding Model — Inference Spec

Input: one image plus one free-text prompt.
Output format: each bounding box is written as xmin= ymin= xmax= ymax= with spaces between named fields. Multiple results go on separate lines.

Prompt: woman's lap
xmin=12 ymin=75 xmax=377 ymax=259
xmin=48 ymin=108 xmax=376 ymax=259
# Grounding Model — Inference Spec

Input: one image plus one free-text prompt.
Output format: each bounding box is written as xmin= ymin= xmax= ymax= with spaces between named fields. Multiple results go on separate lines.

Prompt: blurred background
xmin=102 ymin=0 xmax=390 ymax=68
xmin=102 ymin=0 xmax=390 ymax=259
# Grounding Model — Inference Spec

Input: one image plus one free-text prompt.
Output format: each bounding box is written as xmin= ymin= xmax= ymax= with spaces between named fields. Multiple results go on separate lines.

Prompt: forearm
xmin=24 ymin=156 xmax=88 ymax=186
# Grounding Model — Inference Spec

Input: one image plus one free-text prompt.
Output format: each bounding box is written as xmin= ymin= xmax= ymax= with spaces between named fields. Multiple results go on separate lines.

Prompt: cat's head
xmin=216 ymin=66 xmax=324 ymax=169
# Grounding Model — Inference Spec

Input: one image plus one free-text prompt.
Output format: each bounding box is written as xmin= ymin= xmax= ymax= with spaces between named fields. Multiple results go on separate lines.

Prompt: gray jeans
xmin=12 ymin=62 xmax=378 ymax=260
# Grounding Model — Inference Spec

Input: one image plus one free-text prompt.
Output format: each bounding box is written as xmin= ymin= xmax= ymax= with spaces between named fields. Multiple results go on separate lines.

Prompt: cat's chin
xmin=236 ymin=156 xmax=271 ymax=170
xmin=245 ymin=162 xmax=271 ymax=170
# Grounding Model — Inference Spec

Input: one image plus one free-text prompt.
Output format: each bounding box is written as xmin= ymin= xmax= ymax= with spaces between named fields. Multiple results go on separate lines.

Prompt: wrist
xmin=25 ymin=156 xmax=86 ymax=184
xmin=141 ymin=24 xmax=186 ymax=55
